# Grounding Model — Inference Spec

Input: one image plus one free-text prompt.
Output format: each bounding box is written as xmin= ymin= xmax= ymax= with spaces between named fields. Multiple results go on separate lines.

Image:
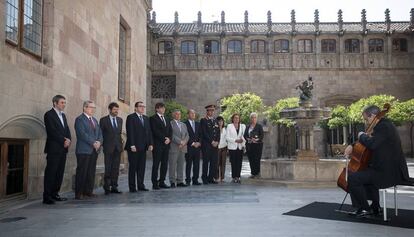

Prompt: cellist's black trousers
xmin=348 ymin=169 xmax=380 ymax=211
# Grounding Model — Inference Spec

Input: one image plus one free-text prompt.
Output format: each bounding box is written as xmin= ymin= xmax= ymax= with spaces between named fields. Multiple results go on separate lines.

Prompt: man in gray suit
xmin=169 ymin=110 xmax=189 ymax=188
xmin=74 ymin=100 xmax=103 ymax=200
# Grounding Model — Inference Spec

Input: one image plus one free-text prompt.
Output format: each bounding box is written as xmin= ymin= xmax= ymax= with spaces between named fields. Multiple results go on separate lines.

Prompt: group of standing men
xmin=42 ymin=95 xmax=222 ymax=204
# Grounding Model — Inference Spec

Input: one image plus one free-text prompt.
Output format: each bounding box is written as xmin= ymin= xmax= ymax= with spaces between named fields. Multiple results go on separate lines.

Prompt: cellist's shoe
xmin=356 ymin=209 xmax=373 ymax=218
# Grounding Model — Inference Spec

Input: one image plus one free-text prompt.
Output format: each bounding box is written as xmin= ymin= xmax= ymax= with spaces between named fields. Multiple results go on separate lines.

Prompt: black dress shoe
xmin=356 ymin=209 xmax=373 ymax=218
xmin=43 ymin=199 xmax=55 ymax=205
xmin=104 ymin=190 xmax=111 ymax=195
xmin=111 ymin=189 xmax=122 ymax=194
xmin=202 ymin=181 xmax=209 ymax=185
xmin=177 ymin=183 xmax=188 ymax=187
xmin=152 ymin=185 xmax=160 ymax=190
xmin=170 ymin=183 xmax=176 ymax=188
xmin=209 ymin=180 xmax=218 ymax=184
xmin=372 ymin=207 xmax=383 ymax=216
xmin=52 ymin=195 xmax=67 ymax=201
xmin=138 ymin=187 xmax=149 ymax=191
xmin=129 ymin=189 xmax=137 ymax=193
xmin=193 ymin=181 xmax=202 ymax=185
xmin=159 ymin=183 xmax=170 ymax=189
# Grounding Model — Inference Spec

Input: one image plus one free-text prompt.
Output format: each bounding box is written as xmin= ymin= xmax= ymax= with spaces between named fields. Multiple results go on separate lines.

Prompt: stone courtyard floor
xmin=0 ymin=160 xmax=413 ymax=237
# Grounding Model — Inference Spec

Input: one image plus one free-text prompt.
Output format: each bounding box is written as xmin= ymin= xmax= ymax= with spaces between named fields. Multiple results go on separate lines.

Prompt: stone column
xmin=296 ymin=119 xmax=320 ymax=161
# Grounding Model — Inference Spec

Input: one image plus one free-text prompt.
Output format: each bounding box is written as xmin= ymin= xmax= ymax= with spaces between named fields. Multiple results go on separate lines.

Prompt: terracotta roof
xmin=152 ymin=22 xmax=412 ymax=35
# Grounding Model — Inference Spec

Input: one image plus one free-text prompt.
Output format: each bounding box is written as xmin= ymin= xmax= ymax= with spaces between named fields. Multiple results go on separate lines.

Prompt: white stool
xmin=379 ymin=186 xmax=398 ymax=221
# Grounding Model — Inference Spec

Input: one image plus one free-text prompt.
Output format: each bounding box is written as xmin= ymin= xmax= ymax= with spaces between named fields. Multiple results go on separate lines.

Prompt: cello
xmin=337 ymin=103 xmax=391 ymax=192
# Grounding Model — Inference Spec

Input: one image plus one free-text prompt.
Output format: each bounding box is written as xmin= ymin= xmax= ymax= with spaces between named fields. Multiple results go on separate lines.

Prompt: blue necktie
xmin=112 ymin=117 xmax=117 ymax=129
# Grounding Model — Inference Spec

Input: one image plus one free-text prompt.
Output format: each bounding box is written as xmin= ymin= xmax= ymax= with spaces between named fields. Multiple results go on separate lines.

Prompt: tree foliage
xmin=220 ymin=93 xmax=264 ymax=124
xmin=265 ymin=97 xmax=299 ymax=127
xmin=348 ymin=94 xmax=399 ymax=124
xmin=327 ymin=105 xmax=350 ymax=129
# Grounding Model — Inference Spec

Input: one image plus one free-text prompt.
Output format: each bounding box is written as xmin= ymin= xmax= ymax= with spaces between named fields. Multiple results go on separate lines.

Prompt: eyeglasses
xmin=87 ymin=106 xmax=96 ymax=109
xmin=138 ymin=105 xmax=146 ymax=108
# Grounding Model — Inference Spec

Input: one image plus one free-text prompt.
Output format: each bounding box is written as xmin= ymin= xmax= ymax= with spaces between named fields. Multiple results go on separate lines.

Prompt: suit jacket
xmin=150 ymin=114 xmax=172 ymax=148
xmin=170 ymin=120 xmax=189 ymax=153
xmin=125 ymin=113 xmax=153 ymax=151
xmin=99 ymin=115 xmax=123 ymax=154
xmin=74 ymin=113 xmax=103 ymax=155
xmin=359 ymin=118 xmax=410 ymax=188
xmin=44 ymin=108 xmax=71 ymax=154
xmin=226 ymin=123 xmax=246 ymax=150
xmin=244 ymin=123 xmax=264 ymax=144
xmin=200 ymin=117 xmax=220 ymax=149
xmin=184 ymin=120 xmax=202 ymax=154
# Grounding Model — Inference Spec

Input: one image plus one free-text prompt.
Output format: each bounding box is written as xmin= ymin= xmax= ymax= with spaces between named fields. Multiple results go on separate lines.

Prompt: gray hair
xmin=188 ymin=109 xmax=196 ymax=114
xmin=83 ymin=100 xmax=94 ymax=109
xmin=172 ymin=109 xmax=181 ymax=114
xmin=363 ymin=105 xmax=380 ymax=116
xmin=250 ymin=112 xmax=258 ymax=119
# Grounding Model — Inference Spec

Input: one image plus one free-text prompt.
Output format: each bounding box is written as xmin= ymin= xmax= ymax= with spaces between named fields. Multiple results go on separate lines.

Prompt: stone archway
xmin=0 ymin=115 xmax=46 ymax=199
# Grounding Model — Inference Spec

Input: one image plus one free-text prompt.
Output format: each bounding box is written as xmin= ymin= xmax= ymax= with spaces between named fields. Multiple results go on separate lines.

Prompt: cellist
xmin=344 ymin=105 xmax=410 ymax=218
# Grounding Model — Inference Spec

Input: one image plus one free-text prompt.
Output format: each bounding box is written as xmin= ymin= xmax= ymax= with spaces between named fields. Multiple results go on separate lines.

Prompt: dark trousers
xmin=217 ymin=147 xmax=227 ymax=180
xmin=348 ymin=169 xmax=380 ymax=210
xmin=152 ymin=146 xmax=169 ymax=185
xmin=75 ymin=151 xmax=98 ymax=195
xmin=43 ymin=153 xmax=67 ymax=200
xmin=201 ymin=146 xmax=218 ymax=182
xmin=103 ymin=150 xmax=121 ymax=191
xmin=185 ymin=150 xmax=201 ymax=183
xmin=229 ymin=149 xmax=243 ymax=178
xmin=128 ymin=150 xmax=147 ymax=190
xmin=246 ymin=143 xmax=263 ymax=175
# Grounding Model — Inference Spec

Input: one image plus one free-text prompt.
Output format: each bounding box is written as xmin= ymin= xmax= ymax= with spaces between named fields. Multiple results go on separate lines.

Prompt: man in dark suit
xmin=43 ymin=95 xmax=71 ymax=204
xmin=345 ymin=105 xmax=410 ymax=217
xmin=74 ymin=100 xmax=103 ymax=200
xmin=125 ymin=101 xmax=153 ymax=192
xmin=184 ymin=109 xmax=202 ymax=185
xmin=200 ymin=104 xmax=220 ymax=184
xmin=150 ymin=102 xmax=172 ymax=190
xmin=100 ymin=102 xmax=123 ymax=195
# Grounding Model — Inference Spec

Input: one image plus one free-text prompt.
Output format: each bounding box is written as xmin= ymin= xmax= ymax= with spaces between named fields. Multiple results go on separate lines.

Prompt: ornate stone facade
xmin=147 ymin=9 xmax=414 ymax=154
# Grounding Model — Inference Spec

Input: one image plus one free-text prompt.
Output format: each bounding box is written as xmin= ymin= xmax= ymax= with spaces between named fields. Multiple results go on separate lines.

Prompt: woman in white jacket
xmin=226 ymin=114 xmax=246 ymax=183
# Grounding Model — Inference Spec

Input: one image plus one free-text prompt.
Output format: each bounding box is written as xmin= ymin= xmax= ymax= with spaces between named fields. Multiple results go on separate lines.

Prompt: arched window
xmin=181 ymin=40 xmax=196 ymax=54
xmin=251 ymin=40 xmax=265 ymax=53
xmin=204 ymin=40 xmax=220 ymax=54
xmin=227 ymin=40 xmax=242 ymax=54
xmin=321 ymin=39 xmax=336 ymax=53
xmin=274 ymin=39 xmax=289 ymax=53
xmin=298 ymin=39 xmax=313 ymax=53
xmin=368 ymin=39 xmax=384 ymax=53
xmin=344 ymin=39 xmax=360 ymax=53
xmin=158 ymin=41 xmax=173 ymax=54
xmin=392 ymin=38 xmax=408 ymax=52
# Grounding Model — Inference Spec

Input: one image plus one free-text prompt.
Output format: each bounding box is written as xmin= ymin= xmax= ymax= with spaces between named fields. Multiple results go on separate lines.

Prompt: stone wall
xmin=0 ymin=0 xmax=150 ymax=199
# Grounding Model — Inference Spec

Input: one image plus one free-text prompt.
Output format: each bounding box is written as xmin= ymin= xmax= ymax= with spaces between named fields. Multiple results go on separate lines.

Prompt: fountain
xmin=260 ymin=76 xmax=345 ymax=186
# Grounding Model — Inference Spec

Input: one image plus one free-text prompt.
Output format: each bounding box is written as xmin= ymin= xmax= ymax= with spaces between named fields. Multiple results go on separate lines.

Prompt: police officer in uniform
xmin=200 ymin=105 xmax=220 ymax=184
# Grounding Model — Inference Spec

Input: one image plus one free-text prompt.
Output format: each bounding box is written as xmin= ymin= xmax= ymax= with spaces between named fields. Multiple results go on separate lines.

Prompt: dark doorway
xmin=0 ymin=139 xmax=28 ymax=199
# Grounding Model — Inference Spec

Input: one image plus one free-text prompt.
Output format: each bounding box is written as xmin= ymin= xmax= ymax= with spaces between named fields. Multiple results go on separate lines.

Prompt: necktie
xmin=191 ymin=120 xmax=195 ymax=133
xmin=176 ymin=121 xmax=181 ymax=132
xmin=112 ymin=117 xmax=117 ymax=129
xmin=139 ymin=115 xmax=144 ymax=125
xmin=59 ymin=112 xmax=65 ymax=127
xmin=161 ymin=115 xmax=166 ymax=126
xmin=89 ymin=117 xmax=95 ymax=129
